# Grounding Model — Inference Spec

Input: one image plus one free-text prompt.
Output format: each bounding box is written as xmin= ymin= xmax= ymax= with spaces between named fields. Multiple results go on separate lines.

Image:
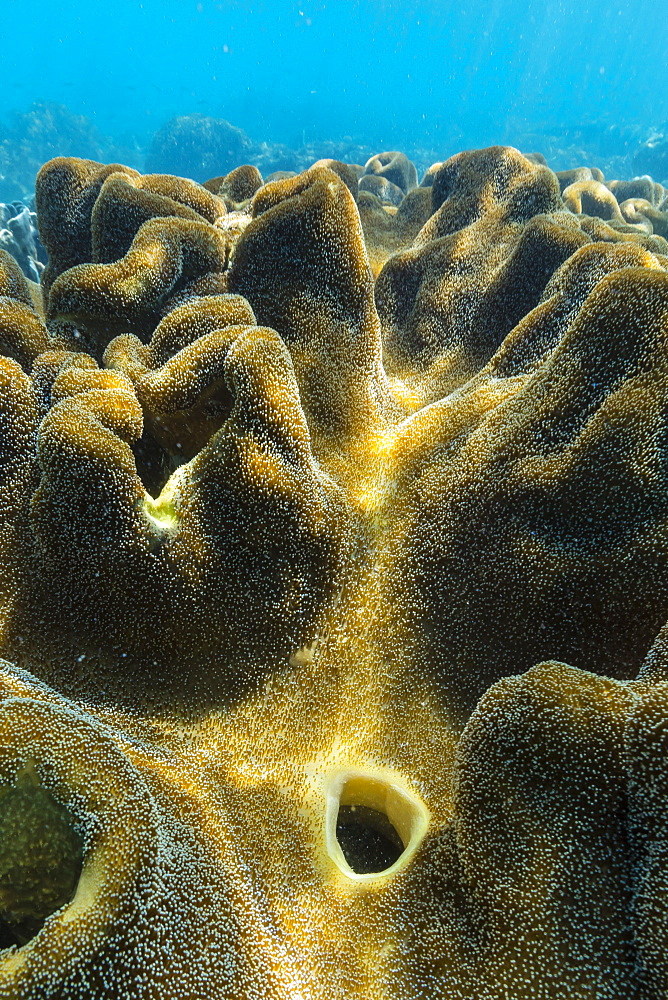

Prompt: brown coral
xmin=203 ymin=164 xmax=264 ymax=205
xmin=562 ymin=178 xmax=625 ymax=221
xmin=12 ymin=322 xmax=344 ymax=705
xmin=35 ymin=157 xmax=140 ymax=294
xmin=1 ymin=146 xmax=668 ymax=999
xmin=90 ymin=171 xmax=226 ymax=264
xmin=104 ymin=293 xmax=256 ymax=469
xmin=375 ymin=147 xmax=587 ymax=400
xmin=227 ymin=165 xmax=391 ymax=444
xmin=47 ymin=215 xmax=230 ymax=349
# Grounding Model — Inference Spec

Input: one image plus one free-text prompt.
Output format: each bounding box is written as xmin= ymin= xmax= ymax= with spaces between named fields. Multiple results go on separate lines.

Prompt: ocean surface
xmin=1 ymin=0 xmax=667 ymax=196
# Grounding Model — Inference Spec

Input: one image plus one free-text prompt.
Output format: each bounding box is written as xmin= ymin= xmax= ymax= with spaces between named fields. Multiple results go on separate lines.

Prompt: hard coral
xmin=0 ymin=147 xmax=668 ymax=999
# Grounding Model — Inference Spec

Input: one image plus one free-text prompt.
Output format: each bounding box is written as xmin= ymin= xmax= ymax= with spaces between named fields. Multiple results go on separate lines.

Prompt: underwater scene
xmin=1 ymin=0 xmax=668 ymax=996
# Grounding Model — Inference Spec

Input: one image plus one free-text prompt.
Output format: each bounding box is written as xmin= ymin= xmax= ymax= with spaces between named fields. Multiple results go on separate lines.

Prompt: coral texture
xmin=1 ymin=146 xmax=668 ymax=999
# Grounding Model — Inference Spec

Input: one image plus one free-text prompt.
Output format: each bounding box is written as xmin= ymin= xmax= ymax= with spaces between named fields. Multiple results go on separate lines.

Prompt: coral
xmin=522 ymin=150 xmax=548 ymax=165
xmin=418 ymin=161 xmax=443 ymax=187
xmin=389 ymin=253 xmax=668 ymax=719
xmin=89 ymin=171 xmax=226 ymax=264
xmin=619 ymin=199 xmax=668 ymax=239
xmin=36 ymin=157 xmax=141 ymax=294
xmin=1 ymin=146 xmax=668 ymax=999
xmin=575 ymin=215 xmax=668 ymax=256
xmin=46 ymin=215 xmax=230 ymax=350
xmin=607 ymin=177 xmax=667 ymax=207
xmin=362 ymin=151 xmax=418 ymax=194
xmin=0 ymin=204 xmax=46 ymax=283
xmin=226 ymin=165 xmax=390 ymax=442
xmin=562 ymin=178 xmax=625 ymax=221
xmin=358 ymin=173 xmax=405 ymax=206
xmin=0 ymin=249 xmax=70 ymax=369
xmin=145 ymin=114 xmax=252 ymax=183
xmin=310 ymin=159 xmax=359 ymax=200
xmin=358 ymin=186 xmax=434 ymax=275
xmin=203 ymin=165 xmax=264 ymax=206
xmin=634 ymin=134 xmax=668 ymax=183
xmin=375 ymin=146 xmax=588 ymax=397
xmin=556 ymin=166 xmax=604 ymax=192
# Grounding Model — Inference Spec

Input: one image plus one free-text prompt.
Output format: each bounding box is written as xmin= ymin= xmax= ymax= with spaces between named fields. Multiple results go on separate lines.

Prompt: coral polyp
xmin=1 ymin=145 xmax=668 ymax=997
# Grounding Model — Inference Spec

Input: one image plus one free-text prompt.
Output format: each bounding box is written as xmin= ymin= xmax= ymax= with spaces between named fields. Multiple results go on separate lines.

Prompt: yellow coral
xmin=0 ymin=147 xmax=668 ymax=998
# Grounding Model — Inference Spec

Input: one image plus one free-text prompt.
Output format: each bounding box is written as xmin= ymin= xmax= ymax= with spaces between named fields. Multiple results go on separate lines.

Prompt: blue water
xmin=1 ymin=0 xmax=668 ymax=171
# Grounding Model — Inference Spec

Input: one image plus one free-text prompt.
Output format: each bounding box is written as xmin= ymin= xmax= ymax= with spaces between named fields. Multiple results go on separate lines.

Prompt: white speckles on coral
xmin=0 ymin=147 xmax=668 ymax=997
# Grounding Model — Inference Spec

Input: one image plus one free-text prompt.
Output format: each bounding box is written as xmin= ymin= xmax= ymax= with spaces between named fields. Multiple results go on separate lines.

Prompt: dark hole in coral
xmin=336 ymin=804 xmax=405 ymax=874
xmin=132 ymin=430 xmax=178 ymax=497
xmin=0 ymin=765 xmax=83 ymax=949
xmin=0 ymin=916 xmax=20 ymax=950
xmin=133 ymin=381 xmax=235 ymax=499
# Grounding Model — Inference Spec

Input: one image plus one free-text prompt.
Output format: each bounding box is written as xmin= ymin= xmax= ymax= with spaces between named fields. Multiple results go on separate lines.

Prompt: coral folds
xmin=1 ymin=146 xmax=668 ymax=998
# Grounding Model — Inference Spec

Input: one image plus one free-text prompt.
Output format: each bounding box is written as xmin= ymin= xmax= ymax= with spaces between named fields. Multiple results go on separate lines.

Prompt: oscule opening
xmin=324 ymin=770 xmax=430 ymax=883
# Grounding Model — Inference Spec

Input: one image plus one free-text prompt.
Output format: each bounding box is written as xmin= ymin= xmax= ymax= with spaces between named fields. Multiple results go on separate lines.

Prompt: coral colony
xmin=1 ymin=145 xmax=668 ymax=997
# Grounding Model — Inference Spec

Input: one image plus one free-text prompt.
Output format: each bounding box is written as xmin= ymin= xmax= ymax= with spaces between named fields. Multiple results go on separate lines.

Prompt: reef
xmin=0 ymin=103 xmax=144 ymax=205
xmin=634 ymin=132 xmax=668 ymax=185
xmin=1 ymin=144 xmax=668 ymax=998
xmin=145 ymin=114 xmax=253 ymax=183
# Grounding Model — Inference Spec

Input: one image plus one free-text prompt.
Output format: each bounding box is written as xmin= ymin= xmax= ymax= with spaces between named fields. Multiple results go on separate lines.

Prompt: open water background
xmin=1 ymin=0 xmax=667 ymax=191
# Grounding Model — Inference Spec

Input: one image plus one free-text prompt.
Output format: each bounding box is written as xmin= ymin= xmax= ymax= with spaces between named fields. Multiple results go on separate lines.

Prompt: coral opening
xmin=325 ymin=770 xmax=430 ymax=882
xmin=0 ymin=766 xmax=83 ymax=949
xmin=336 ymin=804 xmax=404 ymax=873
